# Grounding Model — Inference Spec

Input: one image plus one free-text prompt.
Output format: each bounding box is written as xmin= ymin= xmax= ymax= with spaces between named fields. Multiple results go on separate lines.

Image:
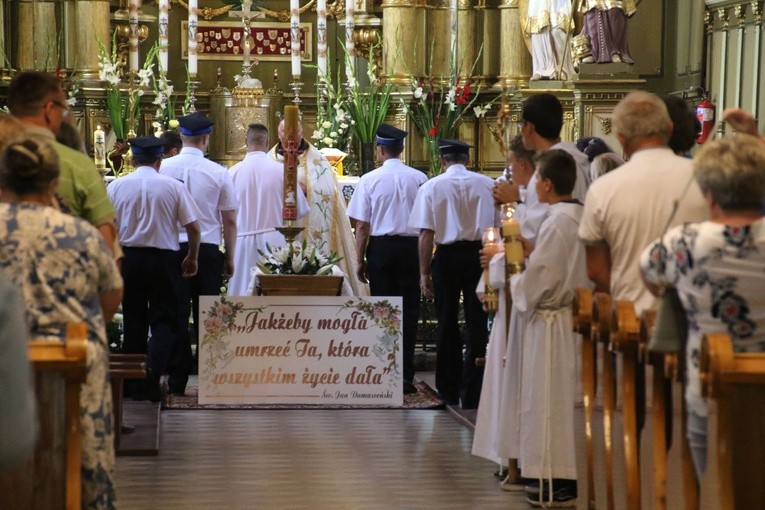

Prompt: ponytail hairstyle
xmin=0 ymin=134 xmax=59 ymax=196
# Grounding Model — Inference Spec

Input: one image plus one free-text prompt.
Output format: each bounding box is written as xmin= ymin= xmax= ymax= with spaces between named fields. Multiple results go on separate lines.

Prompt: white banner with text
xmin=198 ymin=296 xmax=403 ymax=406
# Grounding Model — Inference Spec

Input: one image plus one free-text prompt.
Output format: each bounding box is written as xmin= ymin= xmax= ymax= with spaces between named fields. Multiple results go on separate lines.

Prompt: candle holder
xmin=276 ymin=220 xmax=305 ymax=244
xmin=187 ymin=78 xmax=200 ymax=113
xmin=482 ymin=227 xmax=500 ymax=314
xmin=501 ymin=203 xmax=525 ymax=275
xmin=289 ymin=77 xmax=303 ymax=104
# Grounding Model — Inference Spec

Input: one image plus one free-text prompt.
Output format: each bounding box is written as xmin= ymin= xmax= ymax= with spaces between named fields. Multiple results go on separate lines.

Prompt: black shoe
xmin=132 ymin=372 xmax=162 ymax=402
xmin=526 ymin=480 xmax=577 ymax=508
xmin=403 ymin=381 xmax=418 ymax=395
xmin=493 ymin=467 xmax=508 ymax=480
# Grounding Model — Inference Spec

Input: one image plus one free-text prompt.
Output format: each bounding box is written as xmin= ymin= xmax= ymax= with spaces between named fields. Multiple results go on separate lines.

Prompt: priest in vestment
xmin=578 ymin=0 xmax=637 ymax=64
xmin=269 ymin=121 xmax=369 ymax=296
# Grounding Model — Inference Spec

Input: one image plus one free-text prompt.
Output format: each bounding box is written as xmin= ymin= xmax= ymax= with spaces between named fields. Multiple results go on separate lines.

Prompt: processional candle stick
xmin=317 ymin=0 xmax=327 ymax=78
xmin=278 ymin=105 xmax=304 ymax=243
xmin=128 ymin=0 xmax=141 ymax=72
xmin=187 ymin=0 xmax=199 ymax=76
xmin=93 ymin=125 xmax=106 ymax=169
xmin=482 ymin=227 xmax=500 ymax=314
xmin=242 ymin=0 xmax=252 ymax=71
xmin=344 ymin=0 xmax=355 ymax=83
xmin=158 ymin=0 xmax=169 ymax=72
xmin=289 ymin=0 xmax=301 ymax=78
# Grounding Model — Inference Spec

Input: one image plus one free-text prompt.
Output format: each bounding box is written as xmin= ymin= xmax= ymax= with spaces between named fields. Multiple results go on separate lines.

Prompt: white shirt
xmin=578 ymin=147 xmax=709 ymax=313
xmin=346 ymin=158 xmax=427 ymax=236
xmin=160 ymin=147 xmax=239 ymax=244
xmin=107 ymin=166 xmax=200 ymax=250
xmin=408 ymin=164 xmax=496 ymax=245
xmin=229 ymin=151 xmax=309 ymax=234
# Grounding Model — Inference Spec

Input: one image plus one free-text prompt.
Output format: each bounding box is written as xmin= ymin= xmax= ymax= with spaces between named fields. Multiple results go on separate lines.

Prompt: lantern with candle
xmin=500 ymin=203 xmax=524 ymax=274
xmin=482 ymin=227 xmax=500 ymax=314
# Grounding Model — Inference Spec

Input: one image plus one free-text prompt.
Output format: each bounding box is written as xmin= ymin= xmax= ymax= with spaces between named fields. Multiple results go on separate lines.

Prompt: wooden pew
xmin=700 ymin=333 xmax=765 ymax=509
xmin=610 ymin=300 xmax=643 ymax=510
xmin=592 ymin=293 xmax=615 ymax=510
xmin=0 ymin=323 xmax=88 ymax=510
xmin=574 ymin=288 xmax=596 ymax=509
xmin=108 ymin=353 xmax=146 ymax=451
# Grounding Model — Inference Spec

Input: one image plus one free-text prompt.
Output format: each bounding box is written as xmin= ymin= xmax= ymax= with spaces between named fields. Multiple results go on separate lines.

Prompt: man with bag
xmin=578 ymin=91 xmax=708 ymax=313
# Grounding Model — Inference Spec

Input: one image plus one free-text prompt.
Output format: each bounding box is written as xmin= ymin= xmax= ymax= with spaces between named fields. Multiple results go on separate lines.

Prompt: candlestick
xmin=277 ymin=105 xmax=305 ymax=243
xmin=290 ymin=78 xmax=303 ymax=105
xmin=93 ymin=125 xmax=106 ymax=169
xmin=158 ymin=0 xmax=169 ymax=72
xmin=188 ymin=0 xmax=199 ymax=76
xmin=482 ymin=227 xmax=500 ymax=314
xmin=289 ymin=0 xmax=301 ymax=77
xmin=187 ymin=79 xmax=199 ymax=112
xmin=500 ymin=203 xmax=524 ymax=273
xmin=128 ymin=0 xmax=141 ymax=72
xmin=344 ymin=0 xmax=355 ymax=83
xmin=317 ymin=0 xmax=327 ymax=78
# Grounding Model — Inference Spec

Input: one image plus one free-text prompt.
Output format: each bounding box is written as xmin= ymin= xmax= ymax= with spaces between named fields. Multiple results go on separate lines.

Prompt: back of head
xmin=577 ymin=136 xmax=614 ymax=162
xmin=508 ymin=134 xmax=535 ymax=166
xmin=522 ymin=94 xmax=563 ymax=140
xmin=8 ymin=71 xmax=62 ymax=119
xmin=246 ymin=123 xmax=270 ymax=151
xmin=160 ymin=130 xmax=182 ymax=155
xmin=56 ymin=121 xmax=85 ymax=153
xmin=536 ymin=149 xmax=576 ymax=195
xmin=0 ymin=134 xmax=60 ymax=196
xmin=662 ymin=95 xmax=700 ymax=155
xmin=694 ymin=134 xmax=765 ymax=212
xmin=612 ymin=91 xmax=672 ymax=146
xmin=590 ymin=152 xmax=624 ymax=181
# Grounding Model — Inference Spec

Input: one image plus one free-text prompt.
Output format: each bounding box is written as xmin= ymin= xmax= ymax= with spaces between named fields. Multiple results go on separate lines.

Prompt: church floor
xmin=113 ymin=373 xmax=532 ymax=509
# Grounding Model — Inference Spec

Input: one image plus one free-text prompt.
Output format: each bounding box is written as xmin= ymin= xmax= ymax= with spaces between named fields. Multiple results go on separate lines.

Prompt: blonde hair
xmin=694 ymin=134 xmax=765 ymax=211
xmin=612 ymin=91 xmax=672 ymax=146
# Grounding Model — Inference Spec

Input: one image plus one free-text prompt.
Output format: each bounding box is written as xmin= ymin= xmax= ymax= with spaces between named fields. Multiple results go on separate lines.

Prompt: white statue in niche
xmin=525 ymin=0 xmax=576 ymax=80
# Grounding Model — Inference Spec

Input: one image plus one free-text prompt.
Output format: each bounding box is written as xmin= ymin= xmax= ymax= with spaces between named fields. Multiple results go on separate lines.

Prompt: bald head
xmin=277 ymin=119 xmax=304 ymax=146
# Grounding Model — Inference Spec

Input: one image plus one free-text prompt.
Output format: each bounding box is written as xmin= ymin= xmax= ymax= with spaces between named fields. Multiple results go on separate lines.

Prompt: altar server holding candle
xmin=408 ymin=139 xmax=495 ymax=409
xmin=509 ymin=149 xmax=591 ymax=506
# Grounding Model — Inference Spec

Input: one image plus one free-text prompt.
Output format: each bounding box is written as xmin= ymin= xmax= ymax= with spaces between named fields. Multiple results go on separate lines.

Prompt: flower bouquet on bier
xmin=256 ymin=240 xmax=345 ymax=296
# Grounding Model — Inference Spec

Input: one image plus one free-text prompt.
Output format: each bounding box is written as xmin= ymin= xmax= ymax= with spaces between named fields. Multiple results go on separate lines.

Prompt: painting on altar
xmin=181 ymin=21 xmax=312 ymax=62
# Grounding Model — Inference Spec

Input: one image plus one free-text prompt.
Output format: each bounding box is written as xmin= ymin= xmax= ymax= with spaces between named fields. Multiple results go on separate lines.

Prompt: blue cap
xmin=376 ymin=124 xmax=407 ymax=147
xmin=438 ymin=139 xmax=471 ymax=156
xmin=129 ymin=136 xmax=166 ymax=156
xmin=178 ymin=112 xmax=214 ymax=136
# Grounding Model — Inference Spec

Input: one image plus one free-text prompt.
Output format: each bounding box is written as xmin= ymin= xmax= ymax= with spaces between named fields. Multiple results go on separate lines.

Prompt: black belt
xmin=436 ymin=240 xmax=482 ymax=248
xmin=370 ymin=235 xmax=417 ymax=240
xmin=122 ymin=246 xmax=177 ymax=254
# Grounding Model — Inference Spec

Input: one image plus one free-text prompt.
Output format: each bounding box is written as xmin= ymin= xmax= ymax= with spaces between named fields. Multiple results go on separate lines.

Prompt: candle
xmin=500 ymin=204 xmax=524 ymax=272
xmin=282 ymin=105 xmax=300 ymax=221
xmin=482 ymin=226 xmax=500 ymax=313
xmin=93 ymin=125 xmax=106 ymax=168
xmin=345 ymin=0 xmax=355 ymax=83
xmin=289 ymin=0 xmax=301 ymax=77
xmin=188 ymin=0 xmax=198 ymax=76
xmin=482 ymin=227 xmax=500 ymax=285
xmin=317 ymin=0 xmax=327 ymax=77
xmin=128 ymin=0 xmax=141 ymax=72
xmin=158 ymin=0 xmax=169 ymax=72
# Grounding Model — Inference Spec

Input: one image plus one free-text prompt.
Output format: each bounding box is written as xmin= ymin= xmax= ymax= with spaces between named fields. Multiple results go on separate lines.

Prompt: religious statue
xmin=526 ymin=0 xmax=576 ymax=81
xmin=575 ymin=0 xmax=638 ymax=66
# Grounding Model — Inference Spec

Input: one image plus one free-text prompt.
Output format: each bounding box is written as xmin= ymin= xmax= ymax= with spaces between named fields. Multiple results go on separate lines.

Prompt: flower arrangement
xmin=312 ymin=71 xmax=353 ymax=150
xmin=257 ymin=239 xmax=343 ymax=276
xmin=97 ymin=34 xmax=159 ymax=140
xmin=151 ymin=70 xmax=176 ymax=131
xmin=403 ymin=47 xmax=494 ymax=175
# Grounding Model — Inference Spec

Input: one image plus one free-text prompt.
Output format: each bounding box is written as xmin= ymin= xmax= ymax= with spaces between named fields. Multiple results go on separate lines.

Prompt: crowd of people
xmin=2 ymin=67 xmax=765 ymax=510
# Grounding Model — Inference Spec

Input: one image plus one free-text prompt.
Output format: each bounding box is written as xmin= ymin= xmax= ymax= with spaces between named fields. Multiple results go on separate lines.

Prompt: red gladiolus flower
xmin=428 ymin=126 xmax=437 ymax=136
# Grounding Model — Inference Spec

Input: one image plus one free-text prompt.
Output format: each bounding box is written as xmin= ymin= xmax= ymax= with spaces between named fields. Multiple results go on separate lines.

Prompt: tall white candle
xmin=344 ymin=0 xmax=354 ymax=83
xmin=93 ymin=125 xmax=106 ymax=168
xmin=289 ymin=0 xmax=301 ymax=77
xmin=188 ymin=0 xmax=198 ymax=76
xmin=242 ymin=0 xmax=252 ymax=69
xmin=158 ymin=0 xmax=169 ymax=72
xmin=450 ymin=0 xmax=457 ymax=73
xmin=128 ymin=0 xmax=141 ymax=72
xmin=317 ymin=0 xmax=327 ymax=77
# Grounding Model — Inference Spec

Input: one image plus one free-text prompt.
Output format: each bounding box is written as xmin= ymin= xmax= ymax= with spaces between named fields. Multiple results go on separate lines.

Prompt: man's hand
xmin=479 ymin=244 xmax=502 ymax=269
xmin=420 ymin=273 xmax=435 ymax=299
xmin=182 ymin=256 xmax=198 ymax=278
xmin=356 ymin=260 xmax=368 ymax=284
xmin=493 ymin=181 xmax=521 ymax=206
xmin=222 ymin=256 xmax=234 ymax=280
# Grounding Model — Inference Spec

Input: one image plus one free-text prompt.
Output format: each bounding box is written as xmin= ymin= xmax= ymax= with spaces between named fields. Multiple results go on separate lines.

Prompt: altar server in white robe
xmin=269 ymin=120 xmax=369 ymax=295
xmin=511 ymin=149 xmax=591 ymax=506
xmin=227 ymin=123 xmax=309 ymax=296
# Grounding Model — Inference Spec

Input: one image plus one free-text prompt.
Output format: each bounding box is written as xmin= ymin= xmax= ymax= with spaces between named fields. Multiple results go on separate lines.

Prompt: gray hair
xmin=612 ymin=91 xmax=672 ymax=146
xmin=589 ymin=152 xmax=624 ymax=181
xmin=694 ymin=134 xmax=765 ymax=211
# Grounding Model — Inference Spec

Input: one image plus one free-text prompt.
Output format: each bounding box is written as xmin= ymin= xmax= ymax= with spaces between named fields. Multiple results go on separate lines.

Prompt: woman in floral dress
xmin=0 ymin=134 xmax=123 ymax=509
xmin=640 ymin=134 xmax=765 ymax=479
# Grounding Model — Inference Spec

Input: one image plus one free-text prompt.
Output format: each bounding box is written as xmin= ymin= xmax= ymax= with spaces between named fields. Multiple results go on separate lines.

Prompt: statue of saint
xmin=526 ymin=0 xmax=576 ymax=80
xmin=576 ymin=1 xmax=639 ymax=65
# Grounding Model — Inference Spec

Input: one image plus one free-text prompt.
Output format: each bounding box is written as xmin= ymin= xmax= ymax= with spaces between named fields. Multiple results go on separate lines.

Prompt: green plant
xmin=345 ymin=39 xmax=393 ymax=144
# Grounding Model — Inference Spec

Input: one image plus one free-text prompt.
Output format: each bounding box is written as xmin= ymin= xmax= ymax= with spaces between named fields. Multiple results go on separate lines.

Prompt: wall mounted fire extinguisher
xmin=696 ymin=92 xmax=716 ymax=144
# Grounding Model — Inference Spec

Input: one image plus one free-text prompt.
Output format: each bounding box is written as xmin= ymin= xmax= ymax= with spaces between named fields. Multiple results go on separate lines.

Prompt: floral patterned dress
xmin=0 ymin=202 xmax=123 ymax=509
xmin=640 ymin=220 xmax=765 ymax=417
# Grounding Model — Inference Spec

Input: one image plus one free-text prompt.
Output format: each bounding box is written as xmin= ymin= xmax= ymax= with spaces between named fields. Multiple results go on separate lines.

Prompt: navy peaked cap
xmin=129 ymin=136 xmax=166 ymax=156
xmin=376 ymin=124 xmax=407 ymax=146
xmin=438 ymin=139 xmax=471 ymax=156
xmin=178 ymin=112 xmax=214 ymax=136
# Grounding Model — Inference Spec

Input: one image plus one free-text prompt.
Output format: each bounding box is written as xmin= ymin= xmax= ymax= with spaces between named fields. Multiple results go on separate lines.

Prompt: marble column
xmin=62 ymin=0 xmax=111 ymax=80
xmin=14 ymin=0 xmax=59 ymax=70
xmin=496 ymin=0 xmax=530 ymax=88
xmin=381 ymin=0 xmax=426 ymax=85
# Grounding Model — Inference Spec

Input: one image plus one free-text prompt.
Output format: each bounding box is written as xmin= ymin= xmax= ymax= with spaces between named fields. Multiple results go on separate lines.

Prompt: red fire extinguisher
xmin=696 ymin=92 xmax=716 ymax=144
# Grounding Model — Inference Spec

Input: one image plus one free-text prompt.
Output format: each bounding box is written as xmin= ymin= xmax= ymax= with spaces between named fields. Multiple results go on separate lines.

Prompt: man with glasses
xmin=7 ymin=71 xmax=117 ymax=254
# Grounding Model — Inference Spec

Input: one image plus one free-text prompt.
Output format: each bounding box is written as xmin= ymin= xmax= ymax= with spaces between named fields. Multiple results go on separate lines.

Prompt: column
xmin=62 ymin=0 xmax=110 ymax=80
xmin=496 ymin=0 xmax=530 ymax=88
xmin=14 ymin=0 xmax=59 ymax=70
xmin=476 ymin=0 xmax=499 ymax=85
xmin=381 ymin=0 xmax=426 ymax=85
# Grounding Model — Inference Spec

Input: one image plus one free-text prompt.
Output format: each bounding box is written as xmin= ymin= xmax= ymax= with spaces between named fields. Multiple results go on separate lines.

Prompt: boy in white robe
xmin=511 ymin=149 xmax=591 ymax=507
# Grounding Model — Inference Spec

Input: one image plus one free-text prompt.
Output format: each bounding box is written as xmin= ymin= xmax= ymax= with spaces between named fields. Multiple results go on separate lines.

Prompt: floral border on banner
xmin=180 ymin=21 xmax=312 ymax=61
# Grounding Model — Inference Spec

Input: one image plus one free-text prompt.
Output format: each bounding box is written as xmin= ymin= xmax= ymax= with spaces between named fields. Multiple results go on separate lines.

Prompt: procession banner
xmin=198 ymin=296 xmax=403 ymax=406
xmin=181 ymin=21 xmax=312 ymax=62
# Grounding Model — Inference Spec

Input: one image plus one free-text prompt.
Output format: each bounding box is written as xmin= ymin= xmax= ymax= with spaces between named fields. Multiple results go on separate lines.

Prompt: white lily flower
xmin=322 ymin=121 xmax=332 ymax=129
xmin=413 ymin=87 xmax=423 ymax=99
xmin=323 ymin=137 xmax=334 ymax=147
